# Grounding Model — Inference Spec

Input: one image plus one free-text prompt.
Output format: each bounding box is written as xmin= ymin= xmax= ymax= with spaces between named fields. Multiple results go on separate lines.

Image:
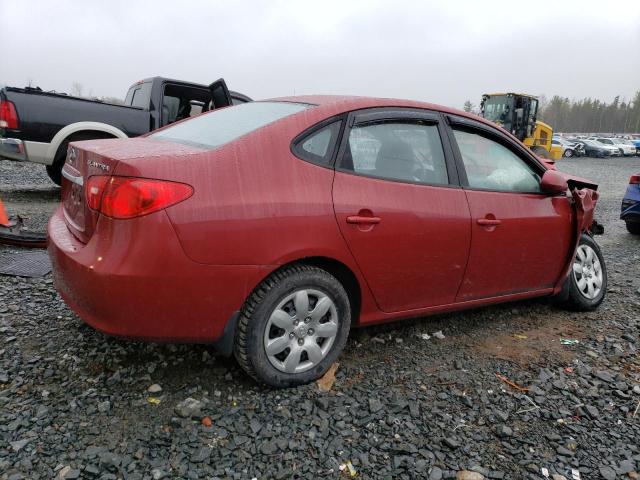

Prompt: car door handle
xmin=346 ymin=215 xmax=381 ymax=225
xmin=477 ymin=218 xmax=502 ymax=226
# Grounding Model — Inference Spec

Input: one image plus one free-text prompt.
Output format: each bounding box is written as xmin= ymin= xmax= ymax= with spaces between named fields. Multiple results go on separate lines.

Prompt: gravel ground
xmin=1 ymin=156 xmax=639 ymax=480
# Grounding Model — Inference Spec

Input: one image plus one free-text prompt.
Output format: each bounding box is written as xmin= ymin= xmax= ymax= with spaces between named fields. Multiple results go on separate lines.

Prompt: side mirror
xmin=540 ymin=170 xmax=568 ymax=194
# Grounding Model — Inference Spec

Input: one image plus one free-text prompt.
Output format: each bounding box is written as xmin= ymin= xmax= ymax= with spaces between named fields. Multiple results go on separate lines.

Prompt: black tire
xmin=626 ymin=222 xmax=640 ymax=235
xmin=531 ymin=146 xmax=551 ymax=159
xmin=564 ymin=149 xmax=573 ymax=158
xmin=46 ymin=145 xmax=67 ymax=186
xmin=557 ymin=234 xmax=607 ymax=311
xmin=234 ymin=264 xmax=351 ymax=387
xmin=46 ymin=132 xmax=115 ymax=186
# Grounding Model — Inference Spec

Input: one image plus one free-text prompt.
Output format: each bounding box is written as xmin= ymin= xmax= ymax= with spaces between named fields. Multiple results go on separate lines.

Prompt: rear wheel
xmin=46 ymin=146 xmax=67 ymax=186
xmin=626 ymin=222 xmax=640 ymax=235
xmin=558 ymin=234 xmax=607 ymax=311
xmin=234 ymin=265 xmax=351 ymax=387
xmin=531 ymin=146 xmax=551 ymax=159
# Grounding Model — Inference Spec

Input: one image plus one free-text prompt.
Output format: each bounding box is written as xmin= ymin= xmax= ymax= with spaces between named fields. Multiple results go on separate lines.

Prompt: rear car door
xmin=446 ymin=115 xmax=573 ymax=301
xmin=332 ymin=109 xmax=471 ymax=312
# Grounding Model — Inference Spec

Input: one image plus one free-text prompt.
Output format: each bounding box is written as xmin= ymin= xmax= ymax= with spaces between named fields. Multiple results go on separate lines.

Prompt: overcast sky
xmin=1 ymin=0 xmax=639 ymax=109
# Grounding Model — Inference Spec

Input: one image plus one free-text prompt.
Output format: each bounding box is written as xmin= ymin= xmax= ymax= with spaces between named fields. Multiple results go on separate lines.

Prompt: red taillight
xmin=630 ymin=175 xmax=640 ymax=185
xmin=0 ymin=100 xmax=19 ymax=129
xmin=86 ymin=176 xmax=193 ymax=219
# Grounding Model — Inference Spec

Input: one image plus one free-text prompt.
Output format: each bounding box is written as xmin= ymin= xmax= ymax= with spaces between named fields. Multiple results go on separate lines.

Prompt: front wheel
xmin=558 ymin=234 xmax=607 ymax=311
xmin=626 ymin=222 xmax=640 ymax=235
xmin=234 ymin=265 xmax=351 ymax=387
xmin=564 ymin=149 xmax=574 ymax=158
xmin=531 ymin=146 xmax=551 ymax=159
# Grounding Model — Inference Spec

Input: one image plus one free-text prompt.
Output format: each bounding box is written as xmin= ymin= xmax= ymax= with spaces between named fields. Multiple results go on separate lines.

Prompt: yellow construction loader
xmin=480 ymin=92 xmax=563 ymax=160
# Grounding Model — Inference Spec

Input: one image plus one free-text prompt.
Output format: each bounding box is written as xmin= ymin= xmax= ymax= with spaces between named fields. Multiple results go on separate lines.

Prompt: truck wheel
xmin=557 ymin=234 xmax=607 ymax=311
xmin=46 ymin=145 xmax=68 ymax=186
xmin=234 ymin=264 xmax=351 ymax=387
xmin=626 ymin=222 xmax=640 ymax=235
xmin=531 ymin=146 xmax=551 ymax=159
xmin=46 ymin=132 xmax=115 ymax=186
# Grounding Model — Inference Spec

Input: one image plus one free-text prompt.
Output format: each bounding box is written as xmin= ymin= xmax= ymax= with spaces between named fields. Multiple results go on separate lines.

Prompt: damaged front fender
xmin=553 ymin=186 xmax=600 ymax=294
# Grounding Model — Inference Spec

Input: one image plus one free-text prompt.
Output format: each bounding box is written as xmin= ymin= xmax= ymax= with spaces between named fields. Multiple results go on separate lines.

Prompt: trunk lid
xmin=61 ymin=137 xmax=204 ymax=243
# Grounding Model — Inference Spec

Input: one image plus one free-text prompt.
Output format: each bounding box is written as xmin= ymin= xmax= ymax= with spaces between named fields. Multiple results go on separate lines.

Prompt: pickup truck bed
xmin=0 ymin=77 xmax=250 ymax=184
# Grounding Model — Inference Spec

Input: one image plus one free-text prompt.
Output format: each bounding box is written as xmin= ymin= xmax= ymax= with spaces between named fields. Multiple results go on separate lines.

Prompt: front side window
xmin=231 ymin=96 xmax=248 ymax=105
xmin=341 ymin=121 xmax=449 ymax=185
xmin=151 ymin=101 xmax=310 ymax=149
xmin=452 ymin=128 xmax=541 ymax=193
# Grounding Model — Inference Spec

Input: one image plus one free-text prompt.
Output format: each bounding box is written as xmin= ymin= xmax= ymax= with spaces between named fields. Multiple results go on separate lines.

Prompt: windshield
xmin=150 ymin=101 xmax=311 ymax=149
xmin=482 ymin=96 xmax=514 ymax=124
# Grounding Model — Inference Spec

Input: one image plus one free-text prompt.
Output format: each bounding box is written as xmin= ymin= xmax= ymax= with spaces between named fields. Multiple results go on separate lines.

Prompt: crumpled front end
xmin=553 ymin=185 xmax=601 ymax=294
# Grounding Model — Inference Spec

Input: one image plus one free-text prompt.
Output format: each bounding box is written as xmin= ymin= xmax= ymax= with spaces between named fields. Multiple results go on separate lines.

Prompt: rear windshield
xmin=124 ymin=82 xmax=152 ymax=108
xmin=150 ymin=101 xmax=311 ymax=149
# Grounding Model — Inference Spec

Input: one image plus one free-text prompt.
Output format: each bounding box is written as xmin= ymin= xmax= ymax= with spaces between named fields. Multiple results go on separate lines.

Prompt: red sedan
xmin=48 ymin=96 xmax=606 ymax=387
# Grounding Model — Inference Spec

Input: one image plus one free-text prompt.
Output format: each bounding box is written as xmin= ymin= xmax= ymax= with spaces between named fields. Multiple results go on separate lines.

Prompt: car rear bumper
xmin=0 ymin=137 xmax=27 ymax=161
xmin=47 ymin=206 xmax=272 ymax=345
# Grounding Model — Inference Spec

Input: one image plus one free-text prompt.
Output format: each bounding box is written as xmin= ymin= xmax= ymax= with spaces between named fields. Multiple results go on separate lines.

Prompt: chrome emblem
xmin=68 ymin=147 xmax=77 ymax=165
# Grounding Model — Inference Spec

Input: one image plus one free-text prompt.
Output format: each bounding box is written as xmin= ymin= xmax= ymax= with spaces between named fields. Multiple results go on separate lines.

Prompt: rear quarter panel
xmin=115 ymin=110 xmax=359 ymax=270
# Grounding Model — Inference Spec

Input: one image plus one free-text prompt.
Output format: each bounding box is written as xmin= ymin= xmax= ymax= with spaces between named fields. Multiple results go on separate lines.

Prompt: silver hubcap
xmin=573 ymin=244 xmax=603 ymax=300
xmin=264 ymin=289 xmax=339 ymax=373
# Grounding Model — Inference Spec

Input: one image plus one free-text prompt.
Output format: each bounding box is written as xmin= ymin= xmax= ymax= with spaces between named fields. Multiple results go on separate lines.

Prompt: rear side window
xmin=150 ymin=102 xmax=310 ymax=149
xmin=124 ymin=82 xmax=152 ymax=108
xmin=341 ymin=121 xmax=449 ymax=185
xmin=292 ymin=120 xmax=342 ymax=166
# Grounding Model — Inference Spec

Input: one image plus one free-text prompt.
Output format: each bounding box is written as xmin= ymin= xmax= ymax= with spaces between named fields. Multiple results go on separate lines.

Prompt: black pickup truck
xmin=0 ymin=77 xmax=251 ymax=184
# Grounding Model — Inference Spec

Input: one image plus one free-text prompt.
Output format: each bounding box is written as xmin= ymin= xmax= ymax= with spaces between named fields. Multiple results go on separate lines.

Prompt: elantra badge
xmin=87 ymin=159 xmax=109 ymax=172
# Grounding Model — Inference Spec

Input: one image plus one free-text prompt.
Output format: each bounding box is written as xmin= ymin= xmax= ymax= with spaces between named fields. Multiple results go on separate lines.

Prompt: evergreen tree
xmin=539 ymin=91 xmax=640 ymax=134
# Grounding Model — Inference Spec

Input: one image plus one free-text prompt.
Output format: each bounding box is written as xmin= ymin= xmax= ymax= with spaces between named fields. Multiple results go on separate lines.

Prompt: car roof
xmin=265 ymin=94 xmax=496 ymax=127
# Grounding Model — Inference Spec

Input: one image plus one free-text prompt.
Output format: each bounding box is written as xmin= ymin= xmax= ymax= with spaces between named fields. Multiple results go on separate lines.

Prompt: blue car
xmin=622 ymin=174 xmax=640 ymax=234
xmin=631 ymin=138 xmax=640 ymax=155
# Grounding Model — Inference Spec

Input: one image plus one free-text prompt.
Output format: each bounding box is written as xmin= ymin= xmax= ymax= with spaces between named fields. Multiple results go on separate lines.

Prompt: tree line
xmin=539 ymin=91 xmax=640 ymax=134
xmin=463 ymin=91 xmax=640 ymax=134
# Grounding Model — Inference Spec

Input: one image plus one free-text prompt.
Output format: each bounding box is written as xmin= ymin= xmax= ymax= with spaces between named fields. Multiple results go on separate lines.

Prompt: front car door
xmin=332 ymin=109 xmax=471 ymax=312
xmin=446 ymin=115 xmax=573 ymax=301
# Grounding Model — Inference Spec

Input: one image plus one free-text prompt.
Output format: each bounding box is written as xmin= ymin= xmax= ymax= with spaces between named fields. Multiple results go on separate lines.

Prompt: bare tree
xmin=71 ymin=82 xmax=84 ymax=97
xmin=463 ymin=100 xmax=475 ymax=113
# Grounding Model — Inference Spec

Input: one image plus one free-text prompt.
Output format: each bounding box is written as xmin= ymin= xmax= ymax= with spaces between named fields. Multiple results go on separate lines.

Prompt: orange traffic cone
xmin=0 ymin=198 xmax=9 ymax=227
